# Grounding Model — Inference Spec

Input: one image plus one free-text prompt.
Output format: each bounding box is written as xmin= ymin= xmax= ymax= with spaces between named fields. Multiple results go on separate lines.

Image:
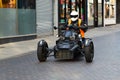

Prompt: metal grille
xmin=55 ymin=50 xmax=73 ymax=59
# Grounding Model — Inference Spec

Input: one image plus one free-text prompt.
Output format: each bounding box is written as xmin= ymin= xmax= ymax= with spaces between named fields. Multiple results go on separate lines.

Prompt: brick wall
xmin=116 ymin=0 xmax=120 ymax=23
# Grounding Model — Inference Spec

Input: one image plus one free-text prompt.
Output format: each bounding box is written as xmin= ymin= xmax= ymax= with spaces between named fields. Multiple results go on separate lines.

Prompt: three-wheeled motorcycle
xmin=37 ymin=25 xmax=94 ymax=63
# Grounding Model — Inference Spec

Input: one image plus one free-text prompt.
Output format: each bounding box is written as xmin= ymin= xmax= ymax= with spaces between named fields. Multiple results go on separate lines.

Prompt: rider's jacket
xmin=68 ymin=19 xmax=82 ymax=27
xmin=67 ymin=18 xmax=85 ymax=38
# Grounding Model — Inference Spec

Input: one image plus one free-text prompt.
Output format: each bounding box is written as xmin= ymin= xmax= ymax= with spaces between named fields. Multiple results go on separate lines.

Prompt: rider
xmin=67 ymin=10 xmax=88 ymax=44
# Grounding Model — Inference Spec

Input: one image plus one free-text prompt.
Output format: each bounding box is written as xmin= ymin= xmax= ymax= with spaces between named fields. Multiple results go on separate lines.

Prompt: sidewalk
xmin=0 ymin=24 xmax=120 ymax=60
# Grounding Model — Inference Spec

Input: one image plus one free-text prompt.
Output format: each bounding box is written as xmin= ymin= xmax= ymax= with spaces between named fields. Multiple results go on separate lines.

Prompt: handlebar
xmin=68 ymin=25 xmax=80 ymax=30
xmin=59 ymin=25 xmax=88 ymax=32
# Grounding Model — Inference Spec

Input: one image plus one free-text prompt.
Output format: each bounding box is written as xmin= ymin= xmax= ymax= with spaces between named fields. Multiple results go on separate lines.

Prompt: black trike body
xmin=37 ymin=26 xmax=94 ymax=62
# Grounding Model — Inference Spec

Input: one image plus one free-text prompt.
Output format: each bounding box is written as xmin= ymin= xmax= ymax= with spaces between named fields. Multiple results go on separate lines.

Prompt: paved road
xmin=0 ymin=27 xmax=120 ymax=80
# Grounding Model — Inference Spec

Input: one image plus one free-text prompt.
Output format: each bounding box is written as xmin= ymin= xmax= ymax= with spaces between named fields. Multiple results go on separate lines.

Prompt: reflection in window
xmin=18 ymin=0 xmax=35 ymax=9
xmin=0 ymin=0 xmax=16 ymax=8
xmin=88 ymin=0 xmax=94 ymax=26
xmin=105 ymin=4 xmax=109 ymax=18
xmin=105 ymin=0 xmax=115 ymax=18
xmin=89 ymin=3 xmax=94 ymax=17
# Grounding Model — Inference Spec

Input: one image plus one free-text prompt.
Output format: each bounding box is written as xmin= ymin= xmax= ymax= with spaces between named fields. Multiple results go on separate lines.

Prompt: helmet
xmin=70 ymin=11 xmax=79 ymax=22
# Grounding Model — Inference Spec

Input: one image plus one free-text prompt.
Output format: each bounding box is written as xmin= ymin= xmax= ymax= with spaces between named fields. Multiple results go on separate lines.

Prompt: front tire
xmin=84 ymin=42 xmax=94 ymax=63
xmin=37 ymin=40 xmax=48 ymax=62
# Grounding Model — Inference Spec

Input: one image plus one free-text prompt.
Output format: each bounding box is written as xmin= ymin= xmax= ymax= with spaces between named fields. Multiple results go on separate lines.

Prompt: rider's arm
xmin=60 ymin=20 xmax=69 ymax=30
xmin=81 ymin=20 xmax=87 ymax=26
xmin=80 ymin=21 xmax=88 ymax=32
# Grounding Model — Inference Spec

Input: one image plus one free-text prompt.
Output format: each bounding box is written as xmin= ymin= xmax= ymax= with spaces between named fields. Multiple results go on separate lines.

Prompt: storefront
xmin=57 ymin=0 xmax=100 ymax=28
xmin=0 ymin=0 xmax=117 ymax=44
xmin=57 ymin=0 xmax=116 ymax=28
xmin=0 ymin=0 xmax=36 ymax=44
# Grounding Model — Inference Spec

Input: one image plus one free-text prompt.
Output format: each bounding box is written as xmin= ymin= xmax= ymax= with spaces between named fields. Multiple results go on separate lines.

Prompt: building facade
xmin=0 ymin=0 xmax=118 ymax=44
xmin=54 ymin=0 xmax=116 ymax=28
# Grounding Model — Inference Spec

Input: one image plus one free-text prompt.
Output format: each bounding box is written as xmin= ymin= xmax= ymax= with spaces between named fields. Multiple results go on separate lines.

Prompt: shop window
xmin=88 ymin=0 xmax=94 ymax=26
xmin=17 ymin=0 xmax=36 ymax=35
xmin=0 ymin=0 xmax=16 ymax=8
xmin=0 ymin=0 xmax=36 ymax=37
xmin=88 ymin=0 xmax=102 ymax=26
xmin=105 ymin=0 xmax=115 ymax=18
xmin=0 ymin=0 xmax=17 ymax=37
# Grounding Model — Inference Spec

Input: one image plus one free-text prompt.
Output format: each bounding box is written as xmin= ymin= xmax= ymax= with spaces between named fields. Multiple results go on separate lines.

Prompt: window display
xmin=105 ymin=0 xmax=115 ymax=18
xmin=88 ymin=0 xmax=102 ymax=26
xmin=88 ymin=0 xmax=94 ymax=26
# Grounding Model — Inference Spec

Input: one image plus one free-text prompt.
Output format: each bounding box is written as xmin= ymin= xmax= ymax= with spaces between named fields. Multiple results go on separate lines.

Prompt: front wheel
xmin=84 ymin=42 xmax=94 ymax=63
xmin=37 ymin=40 xmax=48 ymax=62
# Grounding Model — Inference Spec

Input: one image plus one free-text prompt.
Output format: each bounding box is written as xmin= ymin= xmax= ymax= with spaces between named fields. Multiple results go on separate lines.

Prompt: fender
xmin=84 ymin=38 xmax=93 ymax=47
xmin=38 ymin=40 xmax=48 ymax=47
